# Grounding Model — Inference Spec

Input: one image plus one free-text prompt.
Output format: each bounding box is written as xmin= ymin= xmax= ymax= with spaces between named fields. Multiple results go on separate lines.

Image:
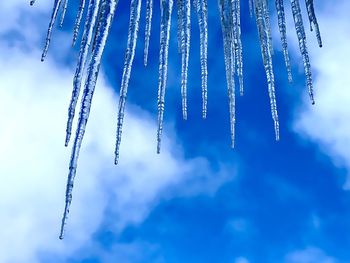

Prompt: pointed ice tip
xmin=59 ymin=223 xmax=65 ymax=240
xmin=71 ymin=33 xmax=79 ymax=47
xmin=310 ymin=96 xmax=316 ymax=105
xmin=41 ymin=57 xmax=45 ymax=62
xmin=65 ymin=136 xmax=70 ymax=147
xmin=114 ymin=152 xmax=120 ymax=165
xmin=275 ymin=130 xmax=280 ymax=141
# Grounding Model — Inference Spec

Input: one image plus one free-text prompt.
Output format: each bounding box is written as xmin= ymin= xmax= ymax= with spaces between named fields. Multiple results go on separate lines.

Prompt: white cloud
xmin=0 ymin=3 xmax=231 ymax=263
xmin=293 ymin=1 xmax=350 ymax=187
xmin=79 ymin=241 xmax=165 ymax=263
xmin=234 ymin=257 xmax=250 ymax=263
xmin=285 ymin=247 xmax=337 ymax=263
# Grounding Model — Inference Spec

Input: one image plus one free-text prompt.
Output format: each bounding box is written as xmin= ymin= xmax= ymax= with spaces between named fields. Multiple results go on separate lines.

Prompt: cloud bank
xmin=293 ymin=0 xmax=350 ymax=187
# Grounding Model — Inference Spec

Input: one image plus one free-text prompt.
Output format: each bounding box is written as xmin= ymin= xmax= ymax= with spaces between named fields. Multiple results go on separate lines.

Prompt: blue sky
xmin=1 ymin=1 xmax=350 ymax=263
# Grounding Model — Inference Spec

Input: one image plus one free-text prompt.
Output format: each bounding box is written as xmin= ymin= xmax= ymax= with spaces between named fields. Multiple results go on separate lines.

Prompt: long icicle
xmin=254 ymin=0 xmax=279 ymax=140
xmin=305 ymin=0 xmax=322 ymax=47
xmin=60 ymin=0 xmax=69 ymax=27
xmin=65 ymin=0 xmax=101 ymax=146
xmin=144 ymin=0 xmax=153 ymax=66
xmin=157 ymin=0 xmax=174 ymax=154
xmin=72 ymin=0 xmax=87 ymax=46
xmin=41 ymin=0 xmax=63 ymax=61
xmin=275 ymin=0 xmax=293 ymax=83
xmin=91 ymin=3 xmax=103 ymax=52
xmin=219 ymin=0 xmax=236 ymax=148
xmin=291 ymin=0 xmax=315 ymax=104
xmin=234 ymin=0 xmax=244 ymax=95
xmin=179 ymin=0 xmax=191 ymax=120
xmin=59 ymin=0 xmax=118 ymax=240
xmin=176 ymin=0 xmax=183 ymax=53
xmin=194 ymin=0 xmax=208 ymax=118
xmin=249 ymin=0 xmax=253 ymax=17
xmin=261 ymin=0 xmax=273 ymax=55
xmin=114 ymin=0 xmax=142 ymax=165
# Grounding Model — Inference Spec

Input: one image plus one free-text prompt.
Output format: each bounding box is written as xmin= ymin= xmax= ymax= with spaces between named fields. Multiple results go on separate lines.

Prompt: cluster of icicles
xmin=30 ymin=0 xmax=321 ymax=238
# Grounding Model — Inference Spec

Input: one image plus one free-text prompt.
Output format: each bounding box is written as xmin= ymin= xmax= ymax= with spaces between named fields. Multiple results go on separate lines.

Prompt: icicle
xmin=157 ymin=0 xmax=174 ymax=154
xmin=72 ymin=0 xmax=87 ymax=46
xmin=30 ymin=0 xmax=36 ymax=6
xmin=178 ymin=0 xmax=191 ymax=120
xmin=60 ymin=0 xmax=69 ymax=27
xmin=114 ymin=0 xmax=142 ymax=165
xmin=219 ymin=0 xmax=236 ymax=148
xmin=275 ymin=0 xmax=293 ymax=82
xmin=59 ymin=0 xmax=118 ymax=240
xmin=261 ymin=0 xmax=273 ymax=55
xmin=65 ymin=0 xmax=101 ymax=146
xmin=176 ymin=0 xmax=183 ymax=53
xmin=253 ymin=0 xmax=279 ymax=140
xmin=291 ymin=0 xmax=315 ymax=104
xmin=194 ymin=0 xmax=208 ymax=118
xmin=305 ymin=0 xmax=322 ymax=47
xmin=144 ymin=0 xmax=153 ymax=66
xmin=91 ymin=3 xmax=103 ymax=52
xmin=234 ymin=0 xmax=244 ymax=95
xmin=41 ymin=0 xmax=63 ymax=61
xmin=249 ymin=0 xmax=253 ymax=17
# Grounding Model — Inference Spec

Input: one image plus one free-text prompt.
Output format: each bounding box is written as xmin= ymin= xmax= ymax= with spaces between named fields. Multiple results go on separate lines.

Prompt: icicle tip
xmin=64 ymin=137 xmax=70 ymax=147
xmin=202 ymin=111 xmax=207 ymax=119
xmin=59 ymin=212 xmax=67 ymax=240
xmin=275 ymin=123 xmax=280 ymax=141
xmin=41 ymin=52 xmax=47 ymax=62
